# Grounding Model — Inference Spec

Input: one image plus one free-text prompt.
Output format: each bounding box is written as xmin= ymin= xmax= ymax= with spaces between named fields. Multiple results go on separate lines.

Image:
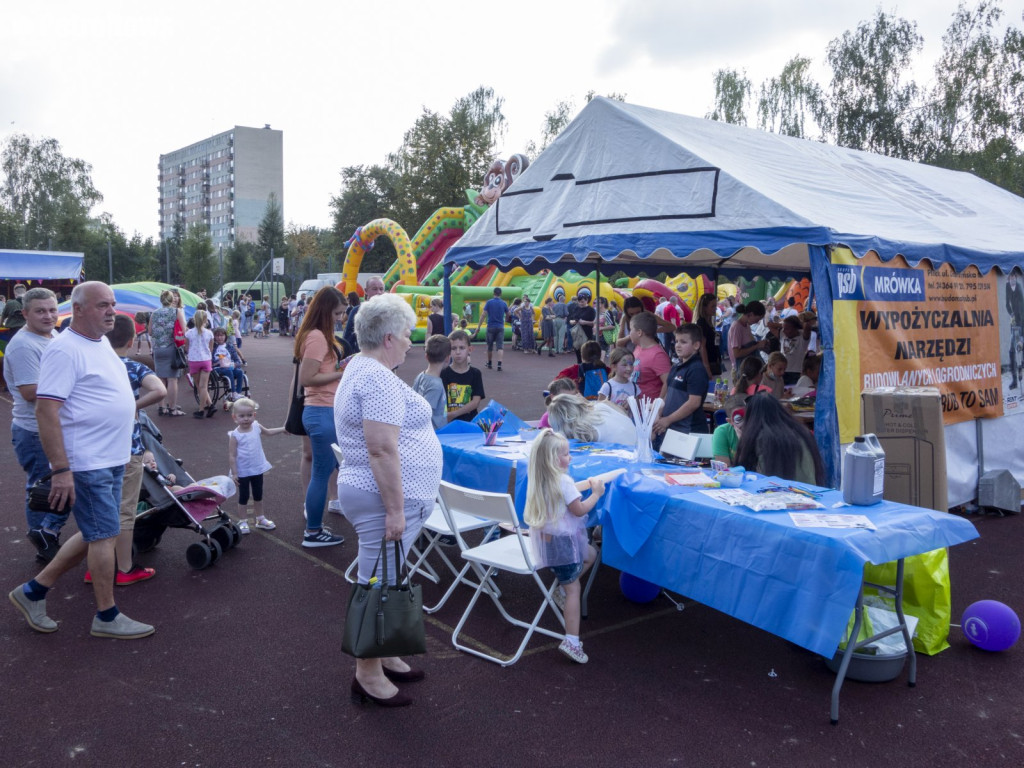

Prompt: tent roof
xmin=447 ymin=97 xmax=1024 ymax=275
xmin=0 ymin=250 xmax=84 ymax=281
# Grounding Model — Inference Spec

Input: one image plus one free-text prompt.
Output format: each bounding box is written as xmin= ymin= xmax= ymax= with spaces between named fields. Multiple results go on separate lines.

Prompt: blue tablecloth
xmin=438 ymin=433 xmax=980 ymax=657
xmin=440 ymin=431 xmax=633 ymax=519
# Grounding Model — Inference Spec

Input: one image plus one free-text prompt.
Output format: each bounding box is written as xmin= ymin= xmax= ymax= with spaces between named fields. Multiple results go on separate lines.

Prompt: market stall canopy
xmin=0 ymin=250 xmax=84 ymax=281
xmin=447 ymin=97 xmax=1024 ymax=275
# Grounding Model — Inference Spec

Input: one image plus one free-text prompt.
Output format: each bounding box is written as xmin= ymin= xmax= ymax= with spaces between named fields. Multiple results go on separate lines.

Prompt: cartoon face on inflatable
xmin=474 ymin=153 xmax=530 ymax=207
xmin=476 ymin=160 xmax=507 ymax=206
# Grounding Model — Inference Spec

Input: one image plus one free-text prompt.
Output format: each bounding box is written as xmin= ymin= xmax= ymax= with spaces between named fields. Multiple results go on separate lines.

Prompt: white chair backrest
xmin=438 ymin=481 xmax=518 ymax=527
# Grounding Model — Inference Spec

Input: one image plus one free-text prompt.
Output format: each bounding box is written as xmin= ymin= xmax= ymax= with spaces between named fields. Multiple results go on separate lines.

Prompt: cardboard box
xmin=860 ymin=387 xmax=948 ymax=512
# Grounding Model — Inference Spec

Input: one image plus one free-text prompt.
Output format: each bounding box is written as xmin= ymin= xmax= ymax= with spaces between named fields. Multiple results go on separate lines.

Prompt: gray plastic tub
xmin=825 ymin=648 xmax=907 ymax=682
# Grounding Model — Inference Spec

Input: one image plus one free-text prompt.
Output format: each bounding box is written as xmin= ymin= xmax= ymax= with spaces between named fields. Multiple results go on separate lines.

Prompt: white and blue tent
xmin=0 ymin=249 xmax=84 ymax=281
xmin=446 ymin=97 xmax=1024 ymax=503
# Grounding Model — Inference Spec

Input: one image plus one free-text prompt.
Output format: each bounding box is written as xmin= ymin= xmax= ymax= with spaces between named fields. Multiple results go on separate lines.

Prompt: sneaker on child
xmin=558 ymin=637 xmax=589 ymax=664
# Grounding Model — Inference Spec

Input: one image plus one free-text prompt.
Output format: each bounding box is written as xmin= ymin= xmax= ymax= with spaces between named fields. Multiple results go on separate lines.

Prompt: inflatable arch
xmin=339 ymin=219 xmax=417 ymax=295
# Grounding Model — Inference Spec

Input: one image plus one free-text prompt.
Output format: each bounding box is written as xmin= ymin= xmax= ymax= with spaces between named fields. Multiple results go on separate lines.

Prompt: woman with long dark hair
xmin=294 ymin=287 xmax=349 ymax=548
xmin=734 ymin=393 xmax=825 ymax=486
xmin=695 ymin=292 xmax=721 ymax=378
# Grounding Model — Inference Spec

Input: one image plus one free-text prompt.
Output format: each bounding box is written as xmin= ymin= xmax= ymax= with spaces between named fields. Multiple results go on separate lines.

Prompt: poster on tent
xmin=830 ymin=249 xmax=1004 ymax=441
xmin=997 ymin=269 xmax=1024 ymax=416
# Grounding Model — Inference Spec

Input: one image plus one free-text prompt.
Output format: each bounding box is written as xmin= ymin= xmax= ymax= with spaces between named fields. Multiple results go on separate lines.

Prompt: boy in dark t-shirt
xmin=441 ymin=329 xmax=485 ymax=421
xmin=654 ymin=323 xmax=710 ymax=439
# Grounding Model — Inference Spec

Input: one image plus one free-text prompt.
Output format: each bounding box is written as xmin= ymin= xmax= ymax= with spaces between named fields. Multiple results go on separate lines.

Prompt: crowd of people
xmin=4 ymin=276 xmax=825 ymax=707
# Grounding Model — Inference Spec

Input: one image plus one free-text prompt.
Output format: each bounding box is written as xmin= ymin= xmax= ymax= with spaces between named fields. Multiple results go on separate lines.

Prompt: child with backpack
xmin=555 ymin=340 xmax=609 ymax=400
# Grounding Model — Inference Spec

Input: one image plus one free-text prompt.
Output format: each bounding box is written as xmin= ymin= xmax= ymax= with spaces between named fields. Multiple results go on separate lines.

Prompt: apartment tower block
xmin=158 ymin=125 xmax=283 ymax=248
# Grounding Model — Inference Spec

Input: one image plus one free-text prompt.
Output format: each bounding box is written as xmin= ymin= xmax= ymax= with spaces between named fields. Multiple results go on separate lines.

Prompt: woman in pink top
xmin=727 ymin=302 xmax=769 ymax=373
xmin=294 ymin=288 xmax=349 ymax=548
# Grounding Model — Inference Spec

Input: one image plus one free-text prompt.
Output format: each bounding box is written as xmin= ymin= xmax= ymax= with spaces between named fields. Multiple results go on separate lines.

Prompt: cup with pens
xmin=479 ymin=409 xmax=506 ymax=446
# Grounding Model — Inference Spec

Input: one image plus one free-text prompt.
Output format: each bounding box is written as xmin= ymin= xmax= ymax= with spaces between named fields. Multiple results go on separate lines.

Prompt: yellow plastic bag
xmin=863 ymin=547 xmax=952 ymax=655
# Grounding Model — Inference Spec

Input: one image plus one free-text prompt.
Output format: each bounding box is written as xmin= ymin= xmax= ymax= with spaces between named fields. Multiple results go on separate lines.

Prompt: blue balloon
xmin=619 ymin=572 xmax=661 ymax=604
xmin=962 ymin=600 xmax=1021 ymax=652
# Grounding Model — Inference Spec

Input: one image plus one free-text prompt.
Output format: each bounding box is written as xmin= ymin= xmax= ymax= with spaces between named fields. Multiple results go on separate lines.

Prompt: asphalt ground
xmin=1 ymin=332 xmax=1022 ymax=768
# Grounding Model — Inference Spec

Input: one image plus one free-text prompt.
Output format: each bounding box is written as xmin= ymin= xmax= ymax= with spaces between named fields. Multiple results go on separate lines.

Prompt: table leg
xmin=830 ymin=557 xmax=915 ymax=724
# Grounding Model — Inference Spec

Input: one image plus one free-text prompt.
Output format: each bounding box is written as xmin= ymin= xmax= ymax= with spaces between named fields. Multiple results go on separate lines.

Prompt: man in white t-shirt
xmin=2 ymin=287 xmax=67 ymax=561
xmin=8 ymin=282 xmax=155 ymax=640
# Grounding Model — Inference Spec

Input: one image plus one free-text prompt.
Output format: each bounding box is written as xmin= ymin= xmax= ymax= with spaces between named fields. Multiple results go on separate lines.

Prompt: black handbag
xmin=170 ymin=345 xmax=188 ymax=371
xmin=29 ymin=472 xmax=69 ymax=513
xmin=284 ymin=357 xmax=306 ymax=435
xmin=342 ymin=538 xmax=426 ymax=659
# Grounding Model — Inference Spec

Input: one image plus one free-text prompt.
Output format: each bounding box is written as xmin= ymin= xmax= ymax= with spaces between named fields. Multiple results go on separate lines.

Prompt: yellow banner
xmin=831 ymin=248 xmax=1003 ymax=441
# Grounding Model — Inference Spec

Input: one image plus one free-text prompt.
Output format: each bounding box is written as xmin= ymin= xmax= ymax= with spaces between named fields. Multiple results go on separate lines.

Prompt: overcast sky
xmin=3 ymin=0 xmax=1022 ymax=241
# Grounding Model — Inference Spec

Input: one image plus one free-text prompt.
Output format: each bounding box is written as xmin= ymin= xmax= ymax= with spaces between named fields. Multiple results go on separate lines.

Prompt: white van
xmin=296 ymin=278 xmax=336 ymax=298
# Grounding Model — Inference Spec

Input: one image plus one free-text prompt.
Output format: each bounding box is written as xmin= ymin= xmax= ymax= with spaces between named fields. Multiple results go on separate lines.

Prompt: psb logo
xmin=833 ymin=266 xmax=862 ymax=300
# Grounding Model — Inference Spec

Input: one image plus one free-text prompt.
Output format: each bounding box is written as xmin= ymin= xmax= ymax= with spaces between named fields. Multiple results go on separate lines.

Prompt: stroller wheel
xmin=210 ymin=524 xmax=234 ymax=552
xmin=227 ymin=521 xmax=243 ymax=547
xmin=186 ymin=541 xmax=212 ymax=570
xmin=207 ymin=537 xmax=224 ymax=563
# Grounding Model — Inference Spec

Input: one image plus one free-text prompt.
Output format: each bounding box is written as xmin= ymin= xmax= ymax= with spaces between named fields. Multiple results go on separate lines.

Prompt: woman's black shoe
xmin=350 ymin=678 xmax=412 ymax=707
xmin=382 ymin=666 xmax=426 ymax=684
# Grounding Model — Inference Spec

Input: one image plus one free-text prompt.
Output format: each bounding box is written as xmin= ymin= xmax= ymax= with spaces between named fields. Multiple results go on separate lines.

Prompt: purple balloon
xmin=619 ymin=572 xmax=661 ymax=604
xmin=962 ymin=600 xmax=1021 ymax=652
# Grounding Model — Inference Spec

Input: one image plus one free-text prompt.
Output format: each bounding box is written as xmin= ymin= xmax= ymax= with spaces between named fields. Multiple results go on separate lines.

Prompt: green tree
xmin=526 ymin=93 xmax=626 ymax=157
xmin=757 ymin=56 xmax=826 ymax=138
xmin=257 ymin=192 xmax=286 ymax=261
xmin=224 ymin=240 xmax=257 ymax=283
xmin=0 ymin=134 xmax=102 ymax=251
xmin=707 ymin=68 xmax=752 ymax=125
xmin=387 ymin=86 xmax=506 ymax=227
xmin=528 ymin=99 xmax=576 ymax=157
xmin=0 ymin=204 xmax=22 ymax=248
xmin=161 ymin=217 xmax=186 ymax=286
xmin=825 ymin=10 xmax=923 ymax=158
xmin=330 ymin=87 xmax=506 ymax=273
xmin=121 ymin=234 xmax=160 ymax=283
xmin=178 ymin=223 xmax=215 ymax=294
xmin=288 ymin=226 xmax=329 ymax=280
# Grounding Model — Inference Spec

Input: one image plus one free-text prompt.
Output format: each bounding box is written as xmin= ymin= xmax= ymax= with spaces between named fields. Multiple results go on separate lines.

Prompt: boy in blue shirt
xmin=654 ymin=323 xmax=710 ymax=441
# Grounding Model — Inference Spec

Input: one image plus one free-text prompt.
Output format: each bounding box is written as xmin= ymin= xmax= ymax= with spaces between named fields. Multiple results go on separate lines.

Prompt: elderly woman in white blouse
xmin=335 ymin=293 xmax=441 ymax=709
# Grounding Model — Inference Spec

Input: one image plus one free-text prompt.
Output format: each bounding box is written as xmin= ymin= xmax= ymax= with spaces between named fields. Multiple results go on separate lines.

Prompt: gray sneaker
xmin=90 ymin=612 xmax=155 ymax=639
xmin=9 ymin=586 xmax=58 ymax=633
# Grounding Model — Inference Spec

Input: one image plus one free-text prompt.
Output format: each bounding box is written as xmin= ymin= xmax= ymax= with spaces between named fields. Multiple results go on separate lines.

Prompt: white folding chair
xmin=414 ymin=499 xmax=500 ymax=613
xmin=438 ymin=480 xmax=566 ymax=667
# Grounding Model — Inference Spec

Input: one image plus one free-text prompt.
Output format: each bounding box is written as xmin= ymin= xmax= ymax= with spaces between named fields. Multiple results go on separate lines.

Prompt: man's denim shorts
xmin=72 ymin=466 xmax=124 ymax=543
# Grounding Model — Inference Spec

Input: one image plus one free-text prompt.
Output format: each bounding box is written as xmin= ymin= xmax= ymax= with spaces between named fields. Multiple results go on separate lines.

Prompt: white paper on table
xmin=788 ymin=512 xmax=877 ymax=530
xmin=586 ymin=448 xmax=635 ymax=459
xmin=479 ymin=444 xmax=532 ymax=460
xmin=700 ymin=488 xmax=759 ymax=505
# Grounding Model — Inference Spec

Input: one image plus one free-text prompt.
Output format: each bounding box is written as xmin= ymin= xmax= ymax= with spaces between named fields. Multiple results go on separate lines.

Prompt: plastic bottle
xmin=842 ymin=434 xmax=885 ymax=505
xmin=714 ymin=377 xmax=727 ymax=406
